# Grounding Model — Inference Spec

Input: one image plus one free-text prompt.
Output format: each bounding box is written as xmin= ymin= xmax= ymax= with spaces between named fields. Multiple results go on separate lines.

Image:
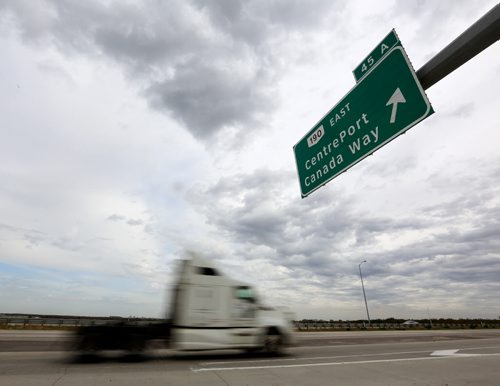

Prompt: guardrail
xmin=293 ymin=321 xmax=500 ymax=330
xmin=0 ymin=317 xmax=161 ymax=328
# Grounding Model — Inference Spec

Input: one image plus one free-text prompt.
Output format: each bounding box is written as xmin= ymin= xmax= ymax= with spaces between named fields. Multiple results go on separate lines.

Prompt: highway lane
xmin=0 ymin=330 xmax=71 ymax=352
xmin=2 ymin=328 xmax=499 ymax=352
xmin=1 ymin=330 xmax=499 ymax=385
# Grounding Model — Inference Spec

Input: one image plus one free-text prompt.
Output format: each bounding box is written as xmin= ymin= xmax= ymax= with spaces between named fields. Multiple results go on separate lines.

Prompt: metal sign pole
xmin=417 ymin=4 xmax=500 ymax=90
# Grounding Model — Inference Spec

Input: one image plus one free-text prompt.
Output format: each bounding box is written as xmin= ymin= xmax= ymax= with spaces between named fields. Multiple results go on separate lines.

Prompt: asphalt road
xmin=1 ymin=329 xmax=499 ymax=385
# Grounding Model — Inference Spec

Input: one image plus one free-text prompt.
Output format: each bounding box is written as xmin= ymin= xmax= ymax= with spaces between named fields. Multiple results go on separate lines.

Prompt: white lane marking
xmin=431 ymin=349 xmax=459 ymax=356
xmin=192 ymin=353 xmax=500 ymax=373
xmin=201 ymin=344 xmax=500 ymax=366
xmin=430 ymin=349 xmax=480 ymax=357
xmin=201 ymin=350 xmax=432 ymax=366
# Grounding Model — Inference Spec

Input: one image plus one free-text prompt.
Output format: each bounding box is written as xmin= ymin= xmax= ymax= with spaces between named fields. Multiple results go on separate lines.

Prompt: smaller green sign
xmin=353 ymin=29 xmax=400 ymax=82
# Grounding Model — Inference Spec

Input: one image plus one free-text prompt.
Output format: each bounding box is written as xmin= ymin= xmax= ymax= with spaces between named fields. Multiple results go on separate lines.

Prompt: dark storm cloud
xmin=146 ymin=59 xmax=275 ymax=140
xmin=195 ymin=0 xmax=337 ymax=42
xmin=0 ymin=0 xmax=335 ymax=142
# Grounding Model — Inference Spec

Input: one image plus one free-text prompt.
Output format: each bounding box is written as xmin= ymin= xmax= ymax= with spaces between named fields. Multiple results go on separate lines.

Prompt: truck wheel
xmin=127 ymin=336 xmax=146 ymax=355
xmin=263 ymin=329 xmax=283 ymax=355
xmin=76 ymin=335 xmax=100 ymax=361
xmin=78 ymin=335 xmax=96 ymax=352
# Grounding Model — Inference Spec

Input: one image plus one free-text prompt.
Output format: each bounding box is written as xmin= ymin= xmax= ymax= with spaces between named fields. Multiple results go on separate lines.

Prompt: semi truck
xmin=74 ymin=256 xmax=295 ymax=355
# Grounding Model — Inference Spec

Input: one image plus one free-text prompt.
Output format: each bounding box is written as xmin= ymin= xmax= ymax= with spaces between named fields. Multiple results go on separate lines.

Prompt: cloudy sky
xmin=1 ymin=0 xmax=499 ymax=320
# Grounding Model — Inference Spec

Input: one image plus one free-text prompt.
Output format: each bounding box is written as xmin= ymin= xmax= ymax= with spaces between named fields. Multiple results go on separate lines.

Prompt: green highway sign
xmin=353 ymin=29 xmax=400 ymax=82
xmin=293 ymin=45 xmax=433 ymax=198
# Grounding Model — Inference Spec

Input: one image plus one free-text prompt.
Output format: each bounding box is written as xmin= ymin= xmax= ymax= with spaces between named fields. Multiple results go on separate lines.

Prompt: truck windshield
xmin=236 ymin=286 xmax=255 ymax=303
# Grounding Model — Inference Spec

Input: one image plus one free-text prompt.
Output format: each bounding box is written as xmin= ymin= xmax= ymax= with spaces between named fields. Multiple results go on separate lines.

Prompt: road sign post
xmin=293 ymin=45 xmax=433 ymax=198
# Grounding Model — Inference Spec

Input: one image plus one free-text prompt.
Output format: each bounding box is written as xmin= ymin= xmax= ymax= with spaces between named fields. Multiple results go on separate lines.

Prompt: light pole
xmin=358 ymin=260 xmax=371 ymax=326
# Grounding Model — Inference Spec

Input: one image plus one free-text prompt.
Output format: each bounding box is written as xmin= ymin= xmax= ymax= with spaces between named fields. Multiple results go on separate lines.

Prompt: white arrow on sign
xmin=386 ymin=88 xmax=406 ymax=123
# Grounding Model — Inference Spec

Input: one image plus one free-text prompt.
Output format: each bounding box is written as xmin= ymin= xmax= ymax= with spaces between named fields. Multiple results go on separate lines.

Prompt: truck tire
xmin=76 ymin=334 xmax=100 ymax=360
xmin=263 ymin=328 xmax=283 ymax=355
xmin=126 ymin=335 xmax=146 ymax=355
xmin=78 ymin=334 xmax=97 ymax=351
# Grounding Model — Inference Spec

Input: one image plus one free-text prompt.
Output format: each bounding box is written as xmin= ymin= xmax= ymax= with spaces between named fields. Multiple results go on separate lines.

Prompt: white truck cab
xmin=169 ymin=256 xmax=295 ymax=353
